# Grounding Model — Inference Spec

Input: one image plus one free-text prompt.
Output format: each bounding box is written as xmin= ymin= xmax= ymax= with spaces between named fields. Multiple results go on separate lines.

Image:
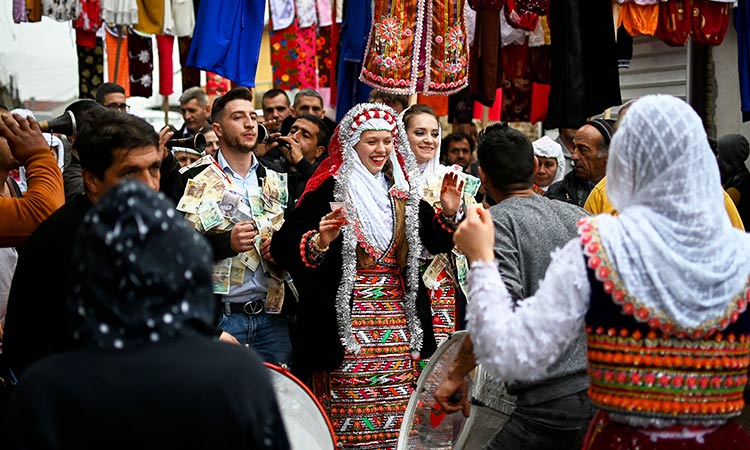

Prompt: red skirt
xmin=584 ymin=410 xmax=750 ymax=450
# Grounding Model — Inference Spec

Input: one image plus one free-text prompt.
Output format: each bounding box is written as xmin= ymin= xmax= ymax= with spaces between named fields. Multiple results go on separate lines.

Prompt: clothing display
xmin=134 ymin=0 xmax=164 ymax=34
xmin=545 ymin=0 xmax=621 ymax=129
xmin=187 ymin=0 xmax=264 ymax=86
xmin=155 ymin=34 xmax=174 ymax=95
xmin=104 ymin=24 xmax=130 ymax=96
xmin=77 ymin=36 xmax=104 ymax=99
xmin=42 ymin=0 xmax=79 ymax=21
xmin=102 ymin=0 xmax=138 ymax=25
xmin=127 ymin=28 xmax=153 ymax=98
xmin=360 ymin=0 xmax=469 ymax=95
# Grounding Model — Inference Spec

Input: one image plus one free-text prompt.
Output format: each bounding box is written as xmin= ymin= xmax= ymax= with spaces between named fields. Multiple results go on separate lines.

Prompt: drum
xmin=264 ymin=363 xmax=337 ymax=450
xmin=397 ymin=331 xmax=516 ymax=450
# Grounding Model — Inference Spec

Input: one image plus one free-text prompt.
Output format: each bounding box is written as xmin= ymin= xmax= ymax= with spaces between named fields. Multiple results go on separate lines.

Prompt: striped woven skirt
xmin=326 ymin=267 xmax=416 ymax=449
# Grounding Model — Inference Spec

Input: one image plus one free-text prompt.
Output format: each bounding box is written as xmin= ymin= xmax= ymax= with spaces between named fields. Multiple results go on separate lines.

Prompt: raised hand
xmin=440 ymin=171 xmax=464 ymax=217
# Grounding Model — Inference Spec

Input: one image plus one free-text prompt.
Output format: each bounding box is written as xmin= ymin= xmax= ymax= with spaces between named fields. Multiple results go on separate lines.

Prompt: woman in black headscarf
xmin=8 ymin=181 xmax=290 ymax=450
xmin=718 ymin=134 xmax=750 ymax=229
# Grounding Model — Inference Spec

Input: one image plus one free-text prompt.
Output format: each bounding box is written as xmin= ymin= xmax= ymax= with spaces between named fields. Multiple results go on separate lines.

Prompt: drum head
xmin=397 ymin=331 xmax=516 ymax=450
xmin=397 ymin=331 xmax=470 ymax=450
xmin=264 ymin=364 xmax=336 ymax=450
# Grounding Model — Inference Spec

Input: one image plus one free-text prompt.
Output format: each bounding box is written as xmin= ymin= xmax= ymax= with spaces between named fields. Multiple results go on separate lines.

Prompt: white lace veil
xmin=598 ymin=95 xmax=750 ymax=329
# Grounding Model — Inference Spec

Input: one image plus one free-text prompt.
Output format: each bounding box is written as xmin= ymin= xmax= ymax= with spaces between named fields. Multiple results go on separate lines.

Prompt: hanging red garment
xmin=656 ymin=0 xmax=692 ymax=46
xmin=155 ymin=35 xmax=174 ymax=96
xmin=105 ymin=25 xmax=130 ymax=96
xmin=297 ymin=25 xmax=318 ymax=88
xmin=505 ymin=0 xmax=539 ymax=31
xmin=473 ymin=89 xmax=503 ymax=121
xmin=270 ymin=19 xmax=301 ymax=89
xmin=619 ymin=2 xmax=658 ymax=37
xmin=206 ymin=72 xmax=231 ymax=97
xmin=692 ymin=0 xmax=730 ymax=46
xmin=74 ymin=0 xmax=102 ymax=32
xmin=360 ymin=0 xmax=469 ymax=95
xmin=417 ymin=94 xmax=449 ymax=116
xmin=500 ymin=42 xmax=532 ymax=122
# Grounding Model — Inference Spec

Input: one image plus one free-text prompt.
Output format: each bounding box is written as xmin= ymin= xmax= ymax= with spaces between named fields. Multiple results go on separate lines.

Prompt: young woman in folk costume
xmin=441 ymin=95 xmax=750 ymax=449
xmin=403 ymin=104 xmax=469 ymax=349
xmin=271 ymin=103 xmax=461 ymax=449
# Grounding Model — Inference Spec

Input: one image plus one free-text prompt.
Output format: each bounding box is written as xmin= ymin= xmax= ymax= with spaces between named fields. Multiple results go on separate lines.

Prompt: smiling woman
xmin=271 ymin=102 xmax=433 ymax=450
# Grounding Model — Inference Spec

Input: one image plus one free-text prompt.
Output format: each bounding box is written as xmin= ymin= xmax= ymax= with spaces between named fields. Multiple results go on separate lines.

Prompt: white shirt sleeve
xmin=466 ymin=238 xmax=591 ymax=382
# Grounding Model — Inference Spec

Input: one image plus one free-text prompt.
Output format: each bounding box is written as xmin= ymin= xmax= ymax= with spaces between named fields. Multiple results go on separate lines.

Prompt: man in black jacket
xmin=545 ymin=118 xmax=614 ymax=207
xmin=176 ymin=87 xmax=291 ymax=366
xmin=3 ymin=109 xmax=173 ymax=376
xmin=261 ymin=114 xmax=329 ymax=213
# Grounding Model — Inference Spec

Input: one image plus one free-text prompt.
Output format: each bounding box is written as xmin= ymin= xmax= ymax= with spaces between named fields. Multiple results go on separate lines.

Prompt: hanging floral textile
xmin=77 ymin=36 xmax=104 ymax=100
xmin=359 ymin=0 xmax=469 ymax=95
xmin=269 ymin=20 xmax=302 ymax=89
xmin=128 ymin=28 xmax=154 ymax=98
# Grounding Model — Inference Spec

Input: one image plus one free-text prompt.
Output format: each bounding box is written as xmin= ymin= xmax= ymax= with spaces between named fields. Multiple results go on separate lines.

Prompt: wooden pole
xmin=113 ymin=25 xmax=124 ymax=83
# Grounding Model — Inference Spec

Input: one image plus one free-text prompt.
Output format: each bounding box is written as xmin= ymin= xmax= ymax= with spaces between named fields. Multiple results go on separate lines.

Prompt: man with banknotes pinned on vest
xmin=175 ymin=87 xmax=292 ymax=366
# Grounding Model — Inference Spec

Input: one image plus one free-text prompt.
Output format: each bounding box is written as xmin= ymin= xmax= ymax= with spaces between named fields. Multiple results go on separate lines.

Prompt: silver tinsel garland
xmin=332 ymin=103 xmax=424 ymax=354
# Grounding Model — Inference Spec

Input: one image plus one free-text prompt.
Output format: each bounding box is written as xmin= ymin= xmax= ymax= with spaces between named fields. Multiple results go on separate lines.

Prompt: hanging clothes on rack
xmin=334 ymin=0 xmax=373 ymax=121
xmin=656 ymin=0 xmax=691 ymax=46
xmin=128 ymin=28 xmax=154 ymax=98
xmin=187 ymin=0 xmax=264 ymax=86
xmin=544 ymin=0 xmax=621 ymax=129
xmin=105 ymin=24 xmax=131 ymax=96
xmin=77 ymin=35 xmax=104 ymax=99
xmin=359 ymin=0 xmax=469 ymax=95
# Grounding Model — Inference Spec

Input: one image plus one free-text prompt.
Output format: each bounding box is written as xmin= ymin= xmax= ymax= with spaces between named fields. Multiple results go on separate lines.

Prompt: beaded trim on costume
xmin=577 ymin=217 xmax=750 ymax=336
xmin=333 ymin=103 xmax=424 ymax=354
xmin=580 ymin=216 xmax=750 ymax=423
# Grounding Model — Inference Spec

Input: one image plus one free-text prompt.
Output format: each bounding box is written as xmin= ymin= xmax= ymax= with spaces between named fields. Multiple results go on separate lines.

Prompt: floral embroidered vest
xmin=579 ymin=218 xmax=750 ymax=424
xmin=359 ymin=0 xmax=469 ymax=95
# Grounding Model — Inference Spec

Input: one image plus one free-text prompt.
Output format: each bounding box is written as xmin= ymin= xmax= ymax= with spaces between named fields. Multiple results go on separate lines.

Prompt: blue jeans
xmin=218 ymin=311 xmax=292 ymax=367
xmin=485 ymin=391 xmax=594 ymax=450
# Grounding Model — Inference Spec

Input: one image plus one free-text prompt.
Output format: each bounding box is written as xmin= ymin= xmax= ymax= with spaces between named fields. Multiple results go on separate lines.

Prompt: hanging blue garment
xmin=186 ymin=0 xmax=264 ymax=86
xmin=736 ymin=2 xmax=750 ymax=122
xmin=335 ymin=0 xmax=373 ymax=121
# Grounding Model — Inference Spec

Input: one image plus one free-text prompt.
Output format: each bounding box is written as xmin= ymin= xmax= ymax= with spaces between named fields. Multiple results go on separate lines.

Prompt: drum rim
xmin=397 ymin=330 xmax=469 ymax=450
xmin=263 ymin=362 xmax=338 ymax=448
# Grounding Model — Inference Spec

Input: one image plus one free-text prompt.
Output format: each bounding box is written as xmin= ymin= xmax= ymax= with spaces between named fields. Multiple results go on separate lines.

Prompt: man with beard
xmin=177 ymin=87 xmax=291 ymax=366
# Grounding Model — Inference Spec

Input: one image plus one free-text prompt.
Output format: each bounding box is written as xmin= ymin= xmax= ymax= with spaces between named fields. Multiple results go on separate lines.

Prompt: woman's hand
xmin=440 ymin=171 xmax=464 ymax=217
xmin=318 ymin=208 xmax=348 ymax=248
xmin=453 ymin=205 xmax=495 ymax=263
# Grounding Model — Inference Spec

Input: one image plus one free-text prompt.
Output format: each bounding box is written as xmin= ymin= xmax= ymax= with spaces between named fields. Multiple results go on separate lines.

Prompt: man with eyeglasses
xmin=95 ymin=83 xmax=129 ymax=112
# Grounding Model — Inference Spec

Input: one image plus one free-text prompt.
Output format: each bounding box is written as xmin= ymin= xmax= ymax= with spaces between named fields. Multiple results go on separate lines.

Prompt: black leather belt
xmin=224 ymin=300 xmax=264 ymax=315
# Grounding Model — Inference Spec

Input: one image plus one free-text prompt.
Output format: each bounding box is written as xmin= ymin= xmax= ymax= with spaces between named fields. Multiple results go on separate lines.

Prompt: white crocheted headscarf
xmin=597 ymin=95 xmax=750 ymax=329
xmin=532 ymin=136 xmax=565 ymax=189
